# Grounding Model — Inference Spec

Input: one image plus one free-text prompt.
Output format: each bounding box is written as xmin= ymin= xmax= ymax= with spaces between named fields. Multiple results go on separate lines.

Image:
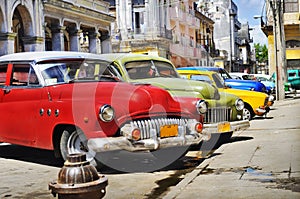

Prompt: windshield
xmin=37 ymin=59 xmax=122 ymax=86
xmin=124 ymin=60 xmax=179 ymax=79
xmin=218 ymin=69 xmax=232 ymax=80
xmin=212 ymin=73 xmax=225 ymax=88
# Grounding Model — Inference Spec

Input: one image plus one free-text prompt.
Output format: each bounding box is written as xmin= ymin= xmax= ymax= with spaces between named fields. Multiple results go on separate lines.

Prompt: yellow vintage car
xmin=177 ymin=69 xmax=272 ymax=120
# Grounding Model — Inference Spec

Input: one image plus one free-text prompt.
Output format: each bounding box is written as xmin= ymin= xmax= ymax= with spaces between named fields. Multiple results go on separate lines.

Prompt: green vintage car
xmin=97 ymin=53 xmax=250 ymax=137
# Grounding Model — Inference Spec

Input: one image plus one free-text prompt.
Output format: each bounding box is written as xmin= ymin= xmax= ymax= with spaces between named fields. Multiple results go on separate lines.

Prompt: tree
xmin=254 ymin=43 xmax=268 ymax=64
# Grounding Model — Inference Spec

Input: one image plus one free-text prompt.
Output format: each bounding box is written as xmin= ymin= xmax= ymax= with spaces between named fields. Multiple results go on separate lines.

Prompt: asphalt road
xmin=0 ymin=95 xmax=299 ymax=199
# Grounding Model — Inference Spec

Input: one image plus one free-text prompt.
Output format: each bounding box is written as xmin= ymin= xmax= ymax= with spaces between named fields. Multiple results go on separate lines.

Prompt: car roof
xmin=177 ymin=66 xmax=223 ymax=71
xmin=0 ymin=51 xmax=110 ymax=63
xmin=177 ymin=69 xmax=217 ymax=75
xmin=97 ymin=53 xmax=173 ymax=65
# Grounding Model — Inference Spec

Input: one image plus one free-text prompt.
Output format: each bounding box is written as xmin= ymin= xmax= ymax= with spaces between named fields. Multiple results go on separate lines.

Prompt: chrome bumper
xmin=87 ymin=129 xmax=207 ymax=153
xmin=203 ymin=120 xmax=250 ymax=134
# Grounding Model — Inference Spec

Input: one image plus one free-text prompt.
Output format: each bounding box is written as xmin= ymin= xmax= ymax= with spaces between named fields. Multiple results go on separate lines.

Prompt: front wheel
xmin=242 ymin=107 xmax=253 ymax=120
xmin=59 ymin=127 xmax=96 ymax=163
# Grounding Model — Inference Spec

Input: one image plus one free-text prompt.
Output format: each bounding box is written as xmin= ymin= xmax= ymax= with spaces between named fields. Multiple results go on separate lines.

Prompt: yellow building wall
xmin=268 ymin=35 xmax=276 ymax=75
xmin=286 ymin=49 xmax=300 ymax=60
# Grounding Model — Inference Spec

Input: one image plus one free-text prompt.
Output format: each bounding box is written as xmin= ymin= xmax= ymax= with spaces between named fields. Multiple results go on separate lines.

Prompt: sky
xmin=234 ymin=0 xmax=268 ymax=46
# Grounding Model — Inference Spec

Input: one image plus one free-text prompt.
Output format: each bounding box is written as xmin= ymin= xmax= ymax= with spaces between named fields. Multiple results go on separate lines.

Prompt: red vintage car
xmin=0 ymin=51 xmax=208 ymax=166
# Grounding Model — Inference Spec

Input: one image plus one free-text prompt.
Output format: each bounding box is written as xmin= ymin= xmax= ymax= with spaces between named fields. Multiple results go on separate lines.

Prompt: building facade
xmin=238 ymin=23 xmax=255 ymax=73
xmin=199 ymin=0 xmax=245 ymax=72
xmin=0 ymin=0 xmax=115 ymax=56
xmin=262 ymin=0 xmax=300 ymax=75
xmin=105 ymin=0 xmax=216 ymax=67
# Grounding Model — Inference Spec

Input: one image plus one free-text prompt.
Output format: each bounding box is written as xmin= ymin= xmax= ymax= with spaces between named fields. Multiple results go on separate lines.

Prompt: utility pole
xmin=269 ymin=0 xmax=287 ymax=100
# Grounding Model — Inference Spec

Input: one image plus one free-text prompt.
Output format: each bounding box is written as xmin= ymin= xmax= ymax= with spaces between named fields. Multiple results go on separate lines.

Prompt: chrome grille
xmin=123 ymin=118 xmax=189 ymax=140
xmin=204 ymin=107 xmax=231 ymax=123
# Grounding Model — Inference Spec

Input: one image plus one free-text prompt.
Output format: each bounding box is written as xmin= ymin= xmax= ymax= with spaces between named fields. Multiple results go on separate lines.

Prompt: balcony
xmin=169 ymin=7 xmax=187 ymax=23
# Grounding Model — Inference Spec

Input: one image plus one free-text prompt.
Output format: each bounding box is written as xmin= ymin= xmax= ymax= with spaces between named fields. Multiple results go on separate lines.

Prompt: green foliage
xmin=254 ymin=43 xmax=268 ymax=63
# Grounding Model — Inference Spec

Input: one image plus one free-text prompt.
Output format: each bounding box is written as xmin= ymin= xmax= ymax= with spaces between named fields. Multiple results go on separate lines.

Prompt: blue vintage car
xmin=177 ymin=67 xmax=268 ymax=93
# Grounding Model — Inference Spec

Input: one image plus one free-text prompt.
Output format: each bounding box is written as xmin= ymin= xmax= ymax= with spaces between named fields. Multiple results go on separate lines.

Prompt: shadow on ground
xmin=0 ymin=134 xmax=253 ymax=174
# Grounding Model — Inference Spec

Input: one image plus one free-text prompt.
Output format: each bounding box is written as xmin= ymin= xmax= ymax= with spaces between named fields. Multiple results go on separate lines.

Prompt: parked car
xmin=186 ymin=67 xmax=268 ymax=93
xmin=97 ymin=53 xmax=250 ymax=139
xmin=0 ymin=51 xmax=209 ymax=167
xmin=287 ymin=69 xmax=300 ymax=90
xmin=177 ymin=70 xmax=274 ymax=120
xmin=229 ymin=72 xmax=256 ymax=80
xmin=272 ymin=70 xmax=298 ymax=95
xmin=230 ymin=72 xmax=273 ymax=94
xmin=250 ymin=73 xmax=276 ymax=94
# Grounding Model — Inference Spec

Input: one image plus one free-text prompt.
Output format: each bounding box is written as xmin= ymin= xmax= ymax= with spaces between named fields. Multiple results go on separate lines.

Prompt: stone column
xmin=51 ymin=26 xmax=66 ymax=51
xmin=0 ymin=32 xmax=17 ymax=55
xmin=22 ymin=36 xmax=45 ymax=52
xmin=88 ymin=31 xmax=101 ymax=54
xmin=69 ymin=28 xmax=82 ymax=52
xmin=100 ymin=31 xmax=112 ymax=53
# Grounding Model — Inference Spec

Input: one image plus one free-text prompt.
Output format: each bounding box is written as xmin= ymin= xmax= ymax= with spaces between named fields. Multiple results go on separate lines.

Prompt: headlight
xmin=99 ymin=104 xmax=115 ymax=122
xmin=235 ymin=99 xmax=244 ymax=111
xmin=268 ymin=95 xmax=275 ymax=102
xmin=196 ymin=100 xmax=208 ymax=114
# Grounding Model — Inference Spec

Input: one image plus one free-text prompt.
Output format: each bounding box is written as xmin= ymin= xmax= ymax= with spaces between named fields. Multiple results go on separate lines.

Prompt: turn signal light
xmin=132 ymin=128 xmax=141 ymax=141
xmin=195 ymin=122 xmax=203 ymax=133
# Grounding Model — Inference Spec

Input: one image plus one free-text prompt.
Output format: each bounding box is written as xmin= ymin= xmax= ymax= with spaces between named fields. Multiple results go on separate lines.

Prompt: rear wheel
xmin=59 ymin=127 xmax=96 ymax=164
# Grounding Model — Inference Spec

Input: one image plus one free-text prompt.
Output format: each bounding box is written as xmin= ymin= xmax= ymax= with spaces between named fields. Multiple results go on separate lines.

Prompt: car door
xmin=0 ymin=63 xmax=43 ymax=146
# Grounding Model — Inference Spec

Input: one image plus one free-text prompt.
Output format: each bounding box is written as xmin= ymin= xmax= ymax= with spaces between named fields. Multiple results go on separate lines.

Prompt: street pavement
xmin=0 ymin=95 xmax=299 ymax=199
xmin=163 ymin=96 xmax=300 ymax=199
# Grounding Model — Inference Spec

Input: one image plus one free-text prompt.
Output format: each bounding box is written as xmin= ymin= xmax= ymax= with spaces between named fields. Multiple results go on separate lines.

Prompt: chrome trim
xmin=204 ymin=107 xmax=231 ymax=123
xmin=121 ymin=118 xmax=199 ymax=140
xmin=203 ymin=120 xmax=250 ymax=134
xmin=87 ymin=118 xmax=209 ymax=152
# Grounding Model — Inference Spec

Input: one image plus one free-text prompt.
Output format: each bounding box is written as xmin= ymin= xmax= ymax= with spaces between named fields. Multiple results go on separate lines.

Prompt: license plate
xmin=160 ymin=124 xmax=178 ymax=138
xmin=217 ymin=122 xmax=231 ymax=133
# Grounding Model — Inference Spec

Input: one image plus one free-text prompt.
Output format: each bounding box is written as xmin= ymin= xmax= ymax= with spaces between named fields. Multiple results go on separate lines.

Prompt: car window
xmin=38 ymin=59 xmax=117 ymax=85
xmin=28 ymin=67 xmax=40 ymax=86
xmin=212 ymin=73 xmax=225 ymax=88
xmin=190 ymin=74 xmax=212 ymax=84
xmin=218 ymin=69 xmax=232 ymax=80
xmin=289 ymin=72 xmax=296 ymax=77
xmin=0 ymin=64 xmax=7 ymax=87
xmin=125 ymin=60 xmax=179 ymax=79
xmin=153 ymin=61 xmax=179 ymax=78
xmin=11 ymin=64 xmax=30 ymax=86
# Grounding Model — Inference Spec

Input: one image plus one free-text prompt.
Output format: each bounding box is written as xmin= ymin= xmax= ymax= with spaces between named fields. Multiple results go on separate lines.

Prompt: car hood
xmin=219 ymin=88 xmax=268 ymax=98
xmin=225 ymin=79 xmax=263 ymax=87
xmin=131 ymin=77 xmax=220 ymax=100
xmin=47 ymin=82 xmax=197 ymax=120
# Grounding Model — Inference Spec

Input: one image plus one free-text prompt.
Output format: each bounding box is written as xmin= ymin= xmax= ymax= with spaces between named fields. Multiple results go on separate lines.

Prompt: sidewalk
xmin=163 ymin=97 xmax=300 ymax=199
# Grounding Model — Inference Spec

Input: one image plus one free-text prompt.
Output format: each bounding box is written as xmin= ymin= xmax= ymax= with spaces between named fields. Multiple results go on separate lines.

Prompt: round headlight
xmin=99 ymin=104 xmax=115 ymax=122
xmin=268 ymin=95 xmax=275 ymax=102
xmin=196 ymin=100 xmax=208 ymax=114
xmin=235 ymin=99 xmax=244 ymax=111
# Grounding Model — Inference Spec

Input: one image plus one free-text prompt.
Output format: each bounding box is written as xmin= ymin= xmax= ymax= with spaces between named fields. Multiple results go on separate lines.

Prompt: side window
xmin=28 ymin=67 xmax=40 ymax=86
xmin=0 ymin=64 xmax=7 ymax=87
xmin=11 ymin=64 xmax=30 ymax=86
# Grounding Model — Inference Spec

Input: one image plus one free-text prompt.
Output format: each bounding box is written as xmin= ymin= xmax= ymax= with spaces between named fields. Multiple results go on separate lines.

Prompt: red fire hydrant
xmin=49 ymin=153 xmax=108 ymax=199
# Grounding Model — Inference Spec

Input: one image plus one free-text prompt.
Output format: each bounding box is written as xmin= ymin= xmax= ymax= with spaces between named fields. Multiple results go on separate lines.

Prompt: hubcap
xmin=67 ymin=131 xmax=95 ymax=162
xmin=243 ymin=108 xmax=251 ymax=120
